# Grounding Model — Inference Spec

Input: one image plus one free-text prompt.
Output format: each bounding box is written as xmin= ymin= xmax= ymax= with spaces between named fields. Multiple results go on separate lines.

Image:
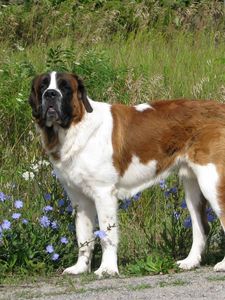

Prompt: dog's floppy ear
xmin=28 ymin=76 xmax=41 ymax=119
xmin=74 ymin=75 xmax=93 ymax=113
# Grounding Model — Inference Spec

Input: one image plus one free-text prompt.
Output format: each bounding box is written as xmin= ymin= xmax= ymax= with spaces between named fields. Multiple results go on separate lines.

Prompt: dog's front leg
xmin=63 ymin=194 xmax=96 ymax=275
xmin=94 ymin=189 xmax=119 ymax=277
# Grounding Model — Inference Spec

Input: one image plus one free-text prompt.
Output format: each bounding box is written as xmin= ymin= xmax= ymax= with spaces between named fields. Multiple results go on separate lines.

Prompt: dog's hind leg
xmin=214 ymin=215 xmax=225 ymax=272
xmin=189 ymin=162 xmax=225 ymax=272
xmin=177 ymin=170 xmax=209 ymax=270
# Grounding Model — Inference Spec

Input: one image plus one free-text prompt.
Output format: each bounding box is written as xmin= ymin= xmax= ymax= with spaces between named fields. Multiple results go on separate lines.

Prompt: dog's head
xmin=29 ymin=72 xmax=93 ymax=128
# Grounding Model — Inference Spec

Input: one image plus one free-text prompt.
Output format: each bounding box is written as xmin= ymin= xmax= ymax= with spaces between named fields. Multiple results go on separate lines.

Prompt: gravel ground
xmin=1 ymin=267 xmax=225 ymax=300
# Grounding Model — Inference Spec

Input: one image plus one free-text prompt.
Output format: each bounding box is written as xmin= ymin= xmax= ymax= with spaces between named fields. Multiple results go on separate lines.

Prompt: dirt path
xmin=1 ymin=267 xmax=225 ymax=300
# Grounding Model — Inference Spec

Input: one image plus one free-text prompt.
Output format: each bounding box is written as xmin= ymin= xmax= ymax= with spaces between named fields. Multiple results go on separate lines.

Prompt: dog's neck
xmin=38 ymin=99 xmax=107 ymax=162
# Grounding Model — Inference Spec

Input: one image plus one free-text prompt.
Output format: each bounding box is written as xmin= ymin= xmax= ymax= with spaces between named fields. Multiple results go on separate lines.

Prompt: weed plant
xmin=0 ymin=1 xmax=225 ymax=278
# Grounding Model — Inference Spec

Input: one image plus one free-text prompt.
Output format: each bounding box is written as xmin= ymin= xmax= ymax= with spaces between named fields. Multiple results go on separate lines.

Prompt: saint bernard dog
xmin=29 ymin=71 xmax=225 ymax=277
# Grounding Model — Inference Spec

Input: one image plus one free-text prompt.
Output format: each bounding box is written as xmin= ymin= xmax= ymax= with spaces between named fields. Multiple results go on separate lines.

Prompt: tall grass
xmin=0 ymin=1 xmax=225 ymax=277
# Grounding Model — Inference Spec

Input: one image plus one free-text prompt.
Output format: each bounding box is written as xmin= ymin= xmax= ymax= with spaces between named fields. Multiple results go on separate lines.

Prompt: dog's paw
xmin=94 ymin=266 xmax=119 ymax=278
xmin=214 ymin=259 xmax=225 ymax=272
xmin=177 ymin=258 xmax=200 ymax=270
xmin=62 ymin=263 xmax=90 ymax=275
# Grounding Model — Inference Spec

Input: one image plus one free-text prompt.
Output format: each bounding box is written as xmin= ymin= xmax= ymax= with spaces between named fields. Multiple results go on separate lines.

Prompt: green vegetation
xmin=0 ymin=0 xmax=225 ymax=278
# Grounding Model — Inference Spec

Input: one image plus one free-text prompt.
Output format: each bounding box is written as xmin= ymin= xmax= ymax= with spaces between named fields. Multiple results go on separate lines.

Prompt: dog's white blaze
xmin=134 ymin=103 xmax=152 ymax=112
xmin=44 ymin=71 xmax=62 ymax=97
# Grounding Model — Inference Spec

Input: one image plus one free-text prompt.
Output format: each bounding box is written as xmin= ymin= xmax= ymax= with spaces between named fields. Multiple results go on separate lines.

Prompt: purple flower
xmin=39 ymin=216 xmax=50 ymax=228
xmin=66 ymin=204 xmax=73 ymax=214
xmin=44 ymin=193 xmax=51 ymax=201
xmin=207 ymin=213 xmax=216 ymax=222
xmin=133 ymin=192 xmax=141 ymax=201
xmin=51 ymin=221 xmax=58 ymax=229
xmin=181 ymin=199 xmax=187 ymax=209
xmin=0 ymin=192 xmax=7 ymax=202
xmin=60 ymin=236 xmax=68 ymax=244
xmin=183 ymin=216 xmax=192 ymax=228
xmin=165 ymin=187 xmax=178 ymax=198
xmin=43 ymin=205 xmax=53 ymax=212
xmin=1 ymin=220 xmax=11 ymax=230
xmin=171 ymin=187 xmax=178 ymax=194
xmin=58 ymin=199 xmax=65 ymax=207
xmin=14 ymin=200 xmax=23 ymax=209
xmin=159 ymin=179 xmax=167 ymax=190
xmin=94 ymin=230 xmax=107 ymax=239
xmin=120 ymin=199 xmax=132 ymax=210
xmin=173 ymin=211 xmax=180 ymax=220
xmin=12 ymin=213 xmax=21 ymax=219
xmin=52 ymin=253 xmax=59 ymax=261
xmin=46 ymin=244 xmax=54 ymax=253
xmin=22 ymin=219 xmax=28 ymax=224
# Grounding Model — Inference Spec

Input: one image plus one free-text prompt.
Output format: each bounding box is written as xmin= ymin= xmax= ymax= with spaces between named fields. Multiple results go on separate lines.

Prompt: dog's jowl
xmin=29 ymin=71 xmax=225 ymax=276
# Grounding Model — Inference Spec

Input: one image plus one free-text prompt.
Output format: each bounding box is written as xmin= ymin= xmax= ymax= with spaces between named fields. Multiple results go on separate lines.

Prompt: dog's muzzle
xmin=42 ymin=89 xmax=61 ymax=125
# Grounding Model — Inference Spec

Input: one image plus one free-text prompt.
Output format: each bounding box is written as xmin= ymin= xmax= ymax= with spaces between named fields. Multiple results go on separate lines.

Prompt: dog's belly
xmin=115 ymin=156 xmax=169 ymax=199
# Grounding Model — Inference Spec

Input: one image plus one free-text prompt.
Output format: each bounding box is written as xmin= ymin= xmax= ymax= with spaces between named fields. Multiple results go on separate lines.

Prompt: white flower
xmin=38 ymin=160 xmax=50 ymax=167
xmin=22 ymin=171 xmax=35 ymax=181
xmin=31 ymin=164 xmax=39 ymax=172
xmin=30 ymin=160 xmax=50 ymax=173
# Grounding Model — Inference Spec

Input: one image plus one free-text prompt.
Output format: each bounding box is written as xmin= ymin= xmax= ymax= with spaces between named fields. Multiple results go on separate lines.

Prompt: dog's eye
xmin=59 ymin=80 xmax=71 ymax=93
xmin=40 ymin=78 xmax=49 ymax=93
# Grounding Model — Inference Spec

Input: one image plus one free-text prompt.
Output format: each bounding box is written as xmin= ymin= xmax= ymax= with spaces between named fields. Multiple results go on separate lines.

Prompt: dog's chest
xmin=51 ymin=141 xmax=118 ymax=198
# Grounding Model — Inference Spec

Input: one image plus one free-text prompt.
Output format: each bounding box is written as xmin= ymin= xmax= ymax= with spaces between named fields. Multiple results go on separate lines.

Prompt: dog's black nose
xmin=44 ymin=89 xmax=61 ymax=100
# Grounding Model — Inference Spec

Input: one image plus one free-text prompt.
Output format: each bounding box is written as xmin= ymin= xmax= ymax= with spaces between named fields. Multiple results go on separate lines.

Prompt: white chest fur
xmin=50 ymin=100 xmax=118 ymax=200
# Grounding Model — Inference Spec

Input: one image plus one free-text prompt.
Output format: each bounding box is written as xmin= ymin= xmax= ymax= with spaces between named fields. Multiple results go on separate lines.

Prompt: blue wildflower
xmin=22 ymin=219 xmax=28 ymax=224
xmin=164 ymin=187 xmax=178 ymax=198
xmin=181 ymin=199 xmax=187 ymax=209
xmin=133 ymin=192 xmax=141 ymax=201
xmin=183 ymin=216 xmax=192 ymax=228
xmin=60 ymin=236 xmax=69 ymax=244
xmin=207 ymin=213 xmax=216 ymax=222
xmin=12 ymin=212 xmax=21 ymax=219
xmin=44 ymin=193 xmax=51 ymax=201
xmin=39 ymin=216 xmax=50 ymax=228
xmin=171 ymin=187 xmax=178 ymax=194
xmin=94 ymin=230 xmax=107 ymax=239
xmin=0 ymin=192 xmax=7 ymax=202
xmin=173 ymin=211 xmax=180 ymax=220
xmin=66 ymin=204 xmax=73 ymax=214
xmin=159 ymin=179 xmax=167 ymax=190
xmin=120 ymin=199 xmax=132 ymax=210
xmin=52 ymin=253 xmax=59 ymax=261
xmin=58 ymin=199 xmax=65 ymax=207
xmin=46 ymin=244 xmax=54 ymax=253
xmin=51 ymin=221 xmax=58 ymax=229
xmin=43 ymin=205 xmax=53 ymax=212
xmin=14 ymin=200 xmax=23 ymax=209
xmin=1 ymin=220 xmax=11 ymax=230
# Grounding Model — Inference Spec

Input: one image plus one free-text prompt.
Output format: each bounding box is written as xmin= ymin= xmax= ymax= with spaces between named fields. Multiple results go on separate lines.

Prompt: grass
xmin=0 ymin=1 xmax=225 ymax=280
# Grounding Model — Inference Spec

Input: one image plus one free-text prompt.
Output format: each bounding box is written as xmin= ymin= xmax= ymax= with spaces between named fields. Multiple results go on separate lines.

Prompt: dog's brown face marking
xmin=28 ymin=72 xmax=93 ymax=156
